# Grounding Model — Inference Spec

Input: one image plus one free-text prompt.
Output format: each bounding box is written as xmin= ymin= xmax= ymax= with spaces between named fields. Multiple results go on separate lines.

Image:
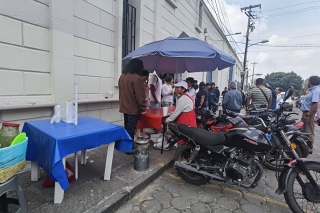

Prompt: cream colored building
xmin=0 ymin=0 xmax=241 ymax=127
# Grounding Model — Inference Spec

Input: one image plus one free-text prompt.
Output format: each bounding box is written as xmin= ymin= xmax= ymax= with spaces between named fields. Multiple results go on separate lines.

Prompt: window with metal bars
xmin=122 ymin=0 xmax=136 ymax=58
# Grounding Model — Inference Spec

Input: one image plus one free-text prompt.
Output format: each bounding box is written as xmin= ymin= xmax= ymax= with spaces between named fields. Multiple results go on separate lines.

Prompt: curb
xmin=85 ymin=159 xmax=174 ymax=213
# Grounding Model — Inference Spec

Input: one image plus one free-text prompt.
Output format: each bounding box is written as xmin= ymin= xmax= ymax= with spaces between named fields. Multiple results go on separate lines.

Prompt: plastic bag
xmin=50 ymin=105 xmax=62 ymax=124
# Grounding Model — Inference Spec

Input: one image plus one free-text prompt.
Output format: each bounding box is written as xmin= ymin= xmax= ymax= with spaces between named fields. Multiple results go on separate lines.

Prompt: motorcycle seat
xmin=252 ymin=124 xmax=267 ymax=132
xmin=234 ymin=113 xmax=255 ymax=120
xmin=177 ymin=124 xmax=226 ymax=146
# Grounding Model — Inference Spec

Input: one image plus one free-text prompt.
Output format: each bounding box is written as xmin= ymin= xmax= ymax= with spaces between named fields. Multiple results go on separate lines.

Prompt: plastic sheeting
xmin=22 ymin=116 xmax=133 ymax=190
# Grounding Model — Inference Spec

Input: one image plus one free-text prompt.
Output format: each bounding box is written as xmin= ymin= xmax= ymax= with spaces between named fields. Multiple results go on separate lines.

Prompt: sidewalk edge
xmin=85 ymin=159 xmax=174 ymax=213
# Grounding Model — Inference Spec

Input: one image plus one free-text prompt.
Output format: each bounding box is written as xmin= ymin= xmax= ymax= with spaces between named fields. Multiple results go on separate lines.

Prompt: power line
xmin=261 ymin=0 xmax=320 ymax=12
xmin=206 ymin=0 xmax=243 ymax=54
xmin=266 ymin=6 xmax=320 ymax=18
xmin=250 ymin=33 xmax=320 ymax=40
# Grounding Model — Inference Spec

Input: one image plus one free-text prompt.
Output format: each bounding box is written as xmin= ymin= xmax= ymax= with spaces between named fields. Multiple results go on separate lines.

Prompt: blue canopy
xmin=123 ymin=37 xmax=236 ymax=73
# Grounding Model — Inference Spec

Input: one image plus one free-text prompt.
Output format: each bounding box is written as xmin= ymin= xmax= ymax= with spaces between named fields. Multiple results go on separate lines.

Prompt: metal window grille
xmin=122 ymin=0 xmax=136 ymax=58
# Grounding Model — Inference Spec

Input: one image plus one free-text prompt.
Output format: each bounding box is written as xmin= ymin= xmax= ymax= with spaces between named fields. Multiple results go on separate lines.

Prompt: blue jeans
xmin=150 ymin=101 xmax=161 ymax=108
xmin=123 ymin=114 xmax=139 ymax=140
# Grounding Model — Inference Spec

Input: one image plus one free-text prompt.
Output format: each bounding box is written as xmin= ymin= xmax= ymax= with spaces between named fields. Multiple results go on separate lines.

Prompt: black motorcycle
xmin=258 ymin=87 xmax=320 ymax=213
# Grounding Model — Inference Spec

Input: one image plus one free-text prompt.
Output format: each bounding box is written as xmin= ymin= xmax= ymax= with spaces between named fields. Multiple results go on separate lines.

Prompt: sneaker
xmin=146 ymin=128 xmax=156 ymax=134
xmin=153 ymin=142 xmax=170 ymax=151
xmin=138 ymin=132 xmax=149 ymax=139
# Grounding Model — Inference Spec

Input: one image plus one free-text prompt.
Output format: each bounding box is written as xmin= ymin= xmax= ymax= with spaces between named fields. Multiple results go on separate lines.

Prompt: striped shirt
xmin=248 ymin=86 xmax=272 ymax=111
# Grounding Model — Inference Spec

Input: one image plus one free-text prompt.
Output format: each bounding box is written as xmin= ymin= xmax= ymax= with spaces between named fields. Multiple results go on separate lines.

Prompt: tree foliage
xmin=265 ymin=71 xmax=303 ymax=94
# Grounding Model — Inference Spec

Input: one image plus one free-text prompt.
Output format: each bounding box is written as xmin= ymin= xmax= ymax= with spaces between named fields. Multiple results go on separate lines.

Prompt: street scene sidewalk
xmin=11 ymin=146 xmax=175 ymax=213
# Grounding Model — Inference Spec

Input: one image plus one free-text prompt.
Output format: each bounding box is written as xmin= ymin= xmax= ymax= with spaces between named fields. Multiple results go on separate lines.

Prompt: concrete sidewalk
xmin=8 ymin=145 xmax=175 ymax=213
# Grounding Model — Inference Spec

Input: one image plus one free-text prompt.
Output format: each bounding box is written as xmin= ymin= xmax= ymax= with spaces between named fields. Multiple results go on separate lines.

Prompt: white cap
xmin=174 ymin=81 xmax=188 ymax=89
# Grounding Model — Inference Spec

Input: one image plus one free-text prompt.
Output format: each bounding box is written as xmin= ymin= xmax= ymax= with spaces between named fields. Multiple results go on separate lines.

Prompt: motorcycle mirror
xmin=284 ymin=86 xmax=294 ymax=102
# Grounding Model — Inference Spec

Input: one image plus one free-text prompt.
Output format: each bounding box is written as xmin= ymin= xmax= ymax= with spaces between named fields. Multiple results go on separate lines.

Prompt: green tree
xmin=265 ymin=71 xmax=303 ymax=94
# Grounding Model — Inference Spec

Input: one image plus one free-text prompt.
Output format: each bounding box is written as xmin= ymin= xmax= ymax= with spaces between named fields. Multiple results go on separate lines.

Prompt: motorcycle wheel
xmin=174 ymin=144 xmax=213 ymax=185
xmin=263 ymin=145 xmax=303 ymax=172
xmin=284 ymin=162 xmax=320 ymax=213
xmin=294 ymin=138 xmax=309 ymax=158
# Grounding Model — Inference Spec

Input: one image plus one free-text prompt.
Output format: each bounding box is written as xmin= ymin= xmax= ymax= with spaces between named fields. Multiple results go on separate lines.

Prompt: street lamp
xmin=241 ymin=39 xmax=269 ymax=91
xmin=248 ymin=39 xmax=269 ymax=47
xmin=225 ymin=32 xmax=241 ymax=36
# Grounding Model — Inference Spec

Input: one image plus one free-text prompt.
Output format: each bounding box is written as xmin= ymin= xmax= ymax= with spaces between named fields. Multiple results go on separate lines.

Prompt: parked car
xmin=280 ymin=92 xmax=293 ymax=111
xmin=295 ymin=96 xmax=305 ymax=108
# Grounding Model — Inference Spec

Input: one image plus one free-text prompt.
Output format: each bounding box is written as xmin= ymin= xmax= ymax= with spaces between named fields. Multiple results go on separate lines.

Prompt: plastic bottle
xmin=0 ymin=122 xmax=20 ymax=148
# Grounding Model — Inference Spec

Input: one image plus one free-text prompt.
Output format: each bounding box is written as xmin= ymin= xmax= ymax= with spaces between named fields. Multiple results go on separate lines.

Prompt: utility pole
xmin=250 ymin=62 xmax=258 ymax=86
xmin=240 ymin=4 xmax=261 ymax=92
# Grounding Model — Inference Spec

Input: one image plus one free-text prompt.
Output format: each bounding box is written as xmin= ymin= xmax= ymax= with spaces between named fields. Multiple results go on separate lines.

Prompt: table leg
xmin=74 ymin=152 xmax=78 ymax=180
xmin=104 ymin=142 xmax=115 ymax=181
xmin=54 ymin=157 xmax=66 ymax=204
xmin=31 ymin=162 xmax=39 ymax=181
xmin=81 ymin=150 xmax=86 ymax=165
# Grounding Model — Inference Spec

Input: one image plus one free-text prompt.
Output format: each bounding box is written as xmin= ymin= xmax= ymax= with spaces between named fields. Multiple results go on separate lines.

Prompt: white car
xmin=279 ymin=92 xmax=293 ymax=111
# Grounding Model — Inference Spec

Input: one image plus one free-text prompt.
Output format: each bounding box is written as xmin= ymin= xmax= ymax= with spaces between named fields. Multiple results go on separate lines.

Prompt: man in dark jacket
xmin=265 ymin=82 xmax=277 ymax=110
xmin=119 ymin=59 xmax=146 ymax=145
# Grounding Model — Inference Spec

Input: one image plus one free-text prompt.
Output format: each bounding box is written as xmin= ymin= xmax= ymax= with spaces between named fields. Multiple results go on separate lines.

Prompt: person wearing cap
xmin=164 ymin=81 xmax=196 ymax=126
xmin=186 ymin=77 xmax=196 ymax=100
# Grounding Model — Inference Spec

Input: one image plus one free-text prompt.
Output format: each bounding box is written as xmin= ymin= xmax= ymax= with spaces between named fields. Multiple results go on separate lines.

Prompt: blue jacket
xmin=222 ymin=88 xmax=242 ymax=111
xmin=269 ymin=87 xmax=277 ymax=110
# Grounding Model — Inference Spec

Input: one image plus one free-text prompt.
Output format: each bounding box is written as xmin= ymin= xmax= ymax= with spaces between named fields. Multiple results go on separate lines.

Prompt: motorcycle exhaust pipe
xmin=174 ymin=161 xmax=224 ymax=181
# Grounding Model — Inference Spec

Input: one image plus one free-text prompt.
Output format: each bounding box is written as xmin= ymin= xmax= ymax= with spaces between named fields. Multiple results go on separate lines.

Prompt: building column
xmin=114 ymin=0 xmax=123 ymax=86
xmin=49 ymin=0 xmax=74 ymax=107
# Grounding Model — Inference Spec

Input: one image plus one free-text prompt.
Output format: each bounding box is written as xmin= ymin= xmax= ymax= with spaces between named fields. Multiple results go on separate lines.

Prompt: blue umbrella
xmin=123 ymin=37 xmax=236 ymax=73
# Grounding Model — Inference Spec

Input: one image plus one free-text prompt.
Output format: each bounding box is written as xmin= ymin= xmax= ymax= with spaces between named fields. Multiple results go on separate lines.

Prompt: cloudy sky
xmin=207 ymin=0 xmax=320 ymax=81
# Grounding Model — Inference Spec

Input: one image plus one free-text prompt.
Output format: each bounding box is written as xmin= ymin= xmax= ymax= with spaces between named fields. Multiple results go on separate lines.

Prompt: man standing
xmin=238 ymin=86 xmax=246 ymax=108
xmin=186 ymin=77 xmax=196 ymax=100
xmin=222 ymin=82 xmax=243 ymax=113
xmin=275 ymin=87 xmax=282 ymax=109
xmin=300 ymin=76 xmax=320 ymax=146
xmin=119 ymin=59 xmax=146 ymax=146
xmin=221 ymin=87 xmax=228 ymax=98
xmin=246 ymin=78 xmax=272 ymax=115
xmin=149 ymin=72 xmax=163 ymax=108
xmin=265 ymin=82 xmax=277 ymax=110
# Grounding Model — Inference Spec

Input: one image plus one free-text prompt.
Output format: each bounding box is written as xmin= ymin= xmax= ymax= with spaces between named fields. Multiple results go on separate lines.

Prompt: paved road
xmin=117 ymin=106 xmax=320 ymax=213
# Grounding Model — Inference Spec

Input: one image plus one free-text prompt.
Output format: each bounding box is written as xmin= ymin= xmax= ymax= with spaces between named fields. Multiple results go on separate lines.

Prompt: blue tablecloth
xmin=22 ymin=116 xmax=132 ymax=190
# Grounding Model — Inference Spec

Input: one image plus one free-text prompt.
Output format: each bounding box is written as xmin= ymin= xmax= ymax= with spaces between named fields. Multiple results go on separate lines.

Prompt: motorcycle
xmin=260 ymin=87 xmax=320 ymax=213
xmin=295 ymin=97 xmax=302 ymax=108
xmin=169 ymin=121 xmax=268 ymax=187
xmin=195 ymin=108 xmax=310 ymax=171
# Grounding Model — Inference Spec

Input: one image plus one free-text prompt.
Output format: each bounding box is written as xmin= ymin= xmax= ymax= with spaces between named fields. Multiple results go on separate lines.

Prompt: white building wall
xmin=0 ymin=0 xmax=123 ymax=127
xmin=0 ymin=0 xmax=241 ymax=126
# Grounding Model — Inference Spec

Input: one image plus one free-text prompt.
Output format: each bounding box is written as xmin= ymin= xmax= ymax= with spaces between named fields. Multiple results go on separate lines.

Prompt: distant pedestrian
xmin=221 ymin=87 xmax=228 ymax=99
xmin=186 ymin=77 xmax=196 ymax=100
xmin=161 ymin=75 xmax=174 ymax=107
xmin=300 ymin=75 xmax=320 ymax=146
xmin=193 ymin=80 xmax=199 ymax=91
xmin=238 ymin=86 xmax=246 ymax=108
xmin=222 ymin=82 xmax=242 ymax=113
xmin=195 ymin=82 xmax=208 ymax=109
xmin=265 ymin=82 xmax=277 ymax=110
xmin=149 ymin=72 xmax=163 ymax=108
xmin=275 ymin=87 xmax=282 ymax=108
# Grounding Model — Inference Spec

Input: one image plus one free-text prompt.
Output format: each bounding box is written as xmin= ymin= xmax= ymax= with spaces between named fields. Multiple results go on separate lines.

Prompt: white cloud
xmin=255 ymin=52 xmax=270 ymax=62
xmin=293 ymin=49 xmax=317 ymax=59
xmin=268 ymin=34 xmax=289 ymax=45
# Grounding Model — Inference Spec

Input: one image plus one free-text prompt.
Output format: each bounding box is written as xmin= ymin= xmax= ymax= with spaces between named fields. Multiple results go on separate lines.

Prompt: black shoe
xmin=125 ymin=152 xmax=134 ymax=155
xmin=167 ymin=138 xmax=178 ymax=149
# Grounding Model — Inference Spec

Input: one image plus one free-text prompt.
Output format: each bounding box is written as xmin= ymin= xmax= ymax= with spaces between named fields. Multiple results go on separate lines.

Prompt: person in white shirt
xmin=148 ymin=72 xmax=163 ymax=108
xmin=186 ymin=77 xmax=196 ymax=100
xmin=276 ymin=87 xmax=282 ymax=109
xmin=161 ymin=75 xmax=174 ymax=107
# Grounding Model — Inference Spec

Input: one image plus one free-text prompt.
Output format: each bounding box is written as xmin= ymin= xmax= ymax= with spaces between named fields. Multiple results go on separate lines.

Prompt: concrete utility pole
xmin=240 ymin=4 xmax=261 ymax=91
xmin=250 ymin=62 xmax=258 ymax=86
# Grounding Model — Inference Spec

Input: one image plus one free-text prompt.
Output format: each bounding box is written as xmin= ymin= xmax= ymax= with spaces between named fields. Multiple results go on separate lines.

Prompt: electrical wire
xmin=266 ymin=6 xmax=320 ymax=18
xmin=250 ymin=33 xmax=320 ymax=40
xmin=261 ymin=0 xmax=320 ymax=12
